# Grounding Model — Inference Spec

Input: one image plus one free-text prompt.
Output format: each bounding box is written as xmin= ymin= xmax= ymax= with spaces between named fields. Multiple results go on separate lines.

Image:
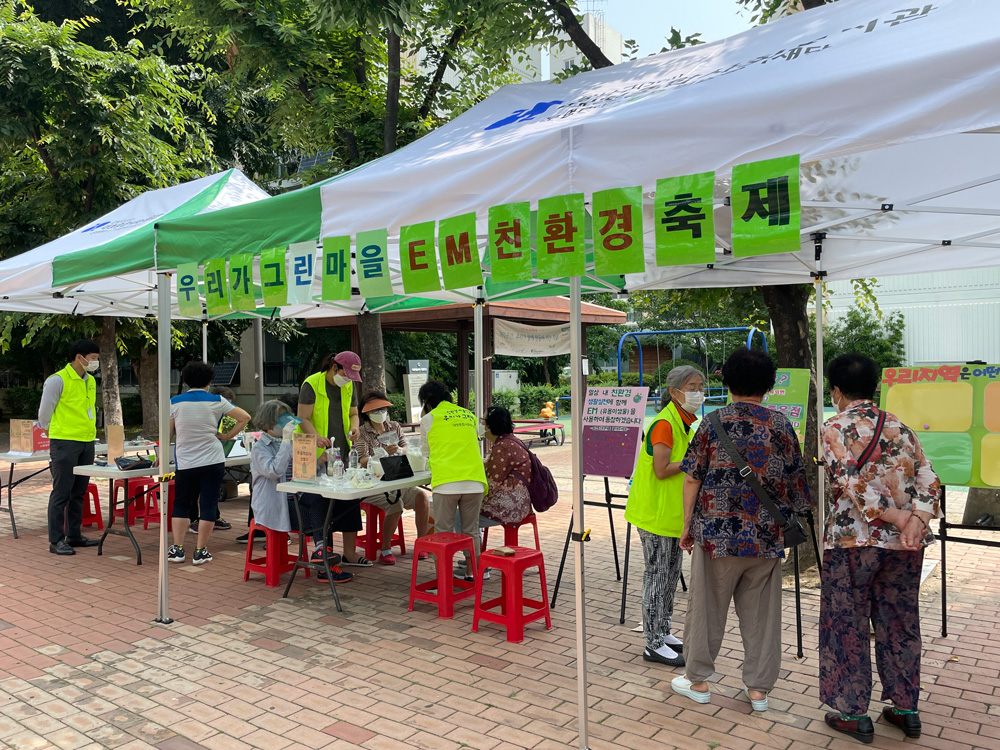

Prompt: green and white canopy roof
xmin=0 ymin=169 xmax=268 ymax=317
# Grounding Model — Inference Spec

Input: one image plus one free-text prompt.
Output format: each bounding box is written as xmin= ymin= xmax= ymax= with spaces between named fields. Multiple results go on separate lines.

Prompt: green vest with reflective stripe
xmin=624 ymin=401 xmax=691 ymax=538
xmin=49 ymin=364 xmax=97 ymax=442
xmin=426 ymin=401 xmax=487 ymax=492
xmin=300 ymin=370 xmax=352 ymax=458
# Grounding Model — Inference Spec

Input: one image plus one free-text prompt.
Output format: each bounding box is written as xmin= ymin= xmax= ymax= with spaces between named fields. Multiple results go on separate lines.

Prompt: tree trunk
xmin=759 ymin=283 xmax=821 ymax=572
xmin=357 ymin=312 xmax=386 ymax=397
xmin=384 ymin=28 xmax=401 ymax=155
xmin=418 ymin=21 xmax=467 ymax=119
xmin=547 ymin=0 xmax=614 ymax=68
xmin=98 ymin=316 xmax=123 ymax=427
xmin=132 ymin=346 xmax=160 ymax=438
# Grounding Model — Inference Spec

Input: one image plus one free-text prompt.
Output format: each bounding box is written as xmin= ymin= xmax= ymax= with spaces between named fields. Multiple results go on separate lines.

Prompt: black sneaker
xmin=214 ymin=518 xmax=232 ymax=530
xmin=192 ymin=547 xmax=213 ymax=565
xmin=167 ymin=545 xmax=185 ymax=563
xmin=235 ymin=532 xmax=249 ymax=544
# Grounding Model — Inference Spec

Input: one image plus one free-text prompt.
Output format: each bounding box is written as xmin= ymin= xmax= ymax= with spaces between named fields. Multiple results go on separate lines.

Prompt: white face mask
xmin=681 ymin=391 xmax=705 ymax=412
xmin=333 ymin=373 xmax=350 ymax=388
xmin=84 ymin=358 xmax=100 ymax=373
xmin=369 ymin=410 xmax=387 ymax=424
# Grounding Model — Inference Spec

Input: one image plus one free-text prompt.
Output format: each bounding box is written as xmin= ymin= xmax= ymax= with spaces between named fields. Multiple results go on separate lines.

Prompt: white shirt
xmin=170 ymin=389 xmax=236 ymax=469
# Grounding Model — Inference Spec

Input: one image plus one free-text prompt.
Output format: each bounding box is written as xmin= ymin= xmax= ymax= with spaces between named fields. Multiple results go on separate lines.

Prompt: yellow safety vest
xmin=624 ymin=401 xmax=692 ymax=538
xmin=426 ymin=402 xmax=488 ymax=492
xmin=48 ymin=363 xmax=97 ymax=442
xmin=299 ymin=370 xmax=352 ymax=458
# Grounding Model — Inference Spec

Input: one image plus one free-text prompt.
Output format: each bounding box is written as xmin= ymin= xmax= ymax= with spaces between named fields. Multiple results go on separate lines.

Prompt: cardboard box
xmin=9 ymin=420 xmax=48 ymax=453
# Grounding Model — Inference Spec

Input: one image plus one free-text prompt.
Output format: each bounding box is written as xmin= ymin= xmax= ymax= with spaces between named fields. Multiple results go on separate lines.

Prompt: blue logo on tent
xmin=81 ymin=221 xmax=111 ymax=233
xmin=484 ymin=100 xmax=564 ymax=131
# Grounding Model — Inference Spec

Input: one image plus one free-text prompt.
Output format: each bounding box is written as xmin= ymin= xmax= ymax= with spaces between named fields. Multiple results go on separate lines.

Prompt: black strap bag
xmin=708 ymin=411 xmax=808 ymax=548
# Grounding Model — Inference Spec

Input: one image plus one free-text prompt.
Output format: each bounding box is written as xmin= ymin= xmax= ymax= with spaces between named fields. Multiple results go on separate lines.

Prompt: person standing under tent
xmin=624 ymin=365 xmax=705 ymax=668
xmin=186 ymin=384 xmax=237 ymax=533
xmin=167 ymin=361 xmax=251 ymax=565
xmin=820 ymin=353 xmax=941 ymax=744
xmin=297 ymin=351 xmax=371 ymax=566
xmin=419 ymin=379 xmax=487 ymax=581
xmin=38 ymin=339 xmax=103 ymax=555
xmin=673 ymin=349 xmax=810 ymax=711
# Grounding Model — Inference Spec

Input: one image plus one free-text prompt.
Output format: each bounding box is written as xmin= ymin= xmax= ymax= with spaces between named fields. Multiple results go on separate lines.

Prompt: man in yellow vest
xmin=38 ymin=340 xmax=102 ymax=555
xmin=625 ymin=365 xmax=705 ymax=667
xmin=297 ymin=351 xmax=366 ymax=570
xmin=418 ymin=379 xmax=488 ymax=580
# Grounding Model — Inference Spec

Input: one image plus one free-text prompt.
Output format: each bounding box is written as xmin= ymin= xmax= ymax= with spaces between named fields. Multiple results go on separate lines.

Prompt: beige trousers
xmin=683 ymin=545 xmax=783 ymax=692
xmin=432 ymin=491 xmax=483 ymax=562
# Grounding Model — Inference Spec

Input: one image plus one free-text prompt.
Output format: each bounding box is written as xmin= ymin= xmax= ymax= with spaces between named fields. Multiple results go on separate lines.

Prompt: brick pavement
xmin=0 ymin=443 xmax=997 ymax=750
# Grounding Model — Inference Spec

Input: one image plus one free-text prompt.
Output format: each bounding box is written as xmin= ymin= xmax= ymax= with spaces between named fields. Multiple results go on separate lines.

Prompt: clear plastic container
xmin=348 ymin=448 xmax=359 ymax=470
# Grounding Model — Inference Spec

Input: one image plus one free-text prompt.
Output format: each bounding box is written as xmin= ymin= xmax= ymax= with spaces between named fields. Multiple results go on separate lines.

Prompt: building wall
xmin=826 ymin=268 xmax=1000 ymax=366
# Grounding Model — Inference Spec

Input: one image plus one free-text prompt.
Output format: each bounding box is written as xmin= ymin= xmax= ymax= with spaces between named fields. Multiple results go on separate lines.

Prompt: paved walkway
xmin=0 ymin=443 xmax=997 ymax=750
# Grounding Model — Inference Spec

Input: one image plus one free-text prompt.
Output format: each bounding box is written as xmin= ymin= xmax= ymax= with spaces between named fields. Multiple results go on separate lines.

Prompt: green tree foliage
xmin=821 ymin=306 xmax=905 ymax=372
xmin=0 ymin=1 xmax=214 ymax=255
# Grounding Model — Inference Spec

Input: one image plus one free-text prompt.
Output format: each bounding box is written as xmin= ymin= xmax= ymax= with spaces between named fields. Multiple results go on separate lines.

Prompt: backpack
xmin=503 ymin=435 xmax=559 ymax=512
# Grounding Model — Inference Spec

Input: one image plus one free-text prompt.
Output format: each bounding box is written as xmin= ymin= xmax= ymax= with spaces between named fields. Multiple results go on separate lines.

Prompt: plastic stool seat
xmin=83 ymin=483 xmax=104 ymax=530
xmin=473 ymin=546 xmax=552 ymax=643
xmin=243 ymin=520 xmax=310 ymax=587
xmin=482 ymin=512 xmax=540 ymax=552
xmin=112 ymin=478 xmax=157 ymax=525
xmin=409 ymin=532 xmax=476 ymax=618
xmin=357 ymin=501 xmax=406 ymax=560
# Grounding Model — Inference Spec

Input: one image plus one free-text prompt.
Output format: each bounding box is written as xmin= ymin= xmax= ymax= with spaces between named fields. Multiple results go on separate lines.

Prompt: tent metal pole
xmin=253 ymin=319 xmax=265 ymax=406
xmin=813 ymin=240 xmax=826 ymax=537
xmin=569 ymin=275 xmax=590 ymax=750
xmin=202 ymin=320 xmax=209 ymax=362
xmin=474 ymin=292 xmax=484 ymax=427
xmin=155 ymin=268 xmax=173 ymax=624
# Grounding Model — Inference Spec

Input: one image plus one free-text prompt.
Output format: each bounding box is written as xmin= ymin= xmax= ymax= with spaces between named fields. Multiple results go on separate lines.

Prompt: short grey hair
xmin=665 ymin=365 xmax=704 ymax=391
xmin=254 ymin=399 xmax=290 ymax=431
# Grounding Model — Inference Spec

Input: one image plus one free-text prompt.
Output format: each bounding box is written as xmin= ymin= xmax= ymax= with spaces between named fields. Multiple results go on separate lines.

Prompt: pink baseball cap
xmin=334 ymin=351 xmax=363 ymax=381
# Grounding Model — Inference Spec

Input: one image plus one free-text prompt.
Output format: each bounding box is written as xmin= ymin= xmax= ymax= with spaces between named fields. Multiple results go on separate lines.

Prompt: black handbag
xmin=380 ymin=454 xmax=414 ymax=481
xmin=708 ymin=411 xmax=808 ymax=548
xmin=115 ymin=456 xmax=153 ymax=471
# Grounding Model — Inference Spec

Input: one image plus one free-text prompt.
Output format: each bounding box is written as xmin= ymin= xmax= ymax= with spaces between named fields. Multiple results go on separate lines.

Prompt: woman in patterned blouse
xmin=481 ymin=406 xmax=532 ymax=526
xmin=672 ymin=348 xmax=811 ymax=712
xmin=820 ymin=353 xmax=941 ymax=744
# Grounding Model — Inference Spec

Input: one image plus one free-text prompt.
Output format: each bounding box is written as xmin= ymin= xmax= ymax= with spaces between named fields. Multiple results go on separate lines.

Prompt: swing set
xmin=616 ymin=326 xmax=768 ymax=407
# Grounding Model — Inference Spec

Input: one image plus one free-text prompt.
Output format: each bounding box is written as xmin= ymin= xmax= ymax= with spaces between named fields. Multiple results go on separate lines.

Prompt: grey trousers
xmin=432 ymin=491 xmax=483 ymax=561
xmin=638 ymin=528 xmax=683 ymax=651
xmin=683 ymin=545 xmax=783 ymax=692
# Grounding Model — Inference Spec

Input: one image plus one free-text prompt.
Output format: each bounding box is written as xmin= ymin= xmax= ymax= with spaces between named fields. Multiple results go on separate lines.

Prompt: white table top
xmin=73 ymin=454 xmax=250 ymax=480
xmin=0 ymin=440 xmax=157 ymax=464
xmin=277 ymin=470 xmax=431 ymax=501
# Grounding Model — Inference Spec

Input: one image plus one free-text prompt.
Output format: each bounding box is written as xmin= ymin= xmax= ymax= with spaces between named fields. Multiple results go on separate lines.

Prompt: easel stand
xmin=937 ymin=484 xmax=1000 ymax=637
xmin=549 ymin=476 xmax=687 ymax=618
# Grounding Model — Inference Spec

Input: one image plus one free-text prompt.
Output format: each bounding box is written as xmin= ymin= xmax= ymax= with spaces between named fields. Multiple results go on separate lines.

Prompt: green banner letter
xmin=731 ymin=155 xmax=801 ymax=258
xmin=654 ymin=172 xmax=716 ymax=266
xmin=204 ymin=258 xmax=231 ymax=316
xmin=438 ymin=213 xmax=483 ymax=290
xmin=229 ymin=254 xmax=255 ymax=311
xmin=321 ymin=237 xmax=351 ymax=301
xmin=488 ymin=203 xmax=532 ymax=283
xmin=355 ymin=229 xmax=393 ymax=298
xmin=176 ymin=263 xmax=201 ymax=317
xmin=400 ymin=221 xmax=441 ymax=293
xmin=537 ymin=194 xmax=586 ymax=278
xmin=260 ymin=246 xmax=288 ymax=308
xmin=593 ymin=186 xmax=645 ymax=276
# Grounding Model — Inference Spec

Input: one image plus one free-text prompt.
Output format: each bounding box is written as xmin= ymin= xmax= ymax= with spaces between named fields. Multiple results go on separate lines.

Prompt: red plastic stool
xmin=473 ymin=546 xmax=552 ymax=643
xmin=482 ymin=512 xmax=540 ymax=552
xmin=143 ymin=481 xmax=175 ymax=531
xmin=357 ymin=501 xmax=406 ymax=560
xmin=82 ymin=483 xmax=104 ymax=530
xmin=409 ymin=532 xmax=476 ymax=618
xmin=243 ymin=520 xmax=311 ymax=587
xmin=112 ymin=478 xmax=157 ymax=525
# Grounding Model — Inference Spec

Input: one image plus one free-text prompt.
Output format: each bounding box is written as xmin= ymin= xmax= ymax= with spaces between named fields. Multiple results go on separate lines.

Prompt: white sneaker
xmin=743 ymin=686 xmax=769 ymax=712
xmin=671 ymin=676 xmax=710 ymax=704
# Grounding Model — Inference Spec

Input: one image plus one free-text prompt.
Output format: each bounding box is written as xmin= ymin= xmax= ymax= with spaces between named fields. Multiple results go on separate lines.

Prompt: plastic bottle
xmin=348 ymin=447 xmax=359 ymax=471
xmin=331 ymin=455 xmax=344 ymax=480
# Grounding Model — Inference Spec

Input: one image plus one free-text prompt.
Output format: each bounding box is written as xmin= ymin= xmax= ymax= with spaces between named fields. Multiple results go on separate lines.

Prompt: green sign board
xmin=731 ymin=155 xmax=801 ymax=258
xmin=880 ymin=363 xmax=1000 ymax=488
xmin=761 ymin=368 xmax=811 ymax=447
xmin=536 ymin=194 xmax=585 ymax=278
xmin=592 ymin=186 xmax=644 ymax=276
xmin=355 ymin=229 xmax=393 ymax=298
xmin=228 ymin=253 xmax=255 ymax=311
xmin=400 ymin=221 xmax=441 ymax=294
xmin=488 ymin=202 xmax=532 ymax=283
xmin=321 ymin=237 xmax=351 ymax=301
xmin=260 ymin=246 xmax=288 ymax=308
xmin=654 ymin=172 xmax=716 ymax=266
xmin=176 ymin=263 xmax=201 ymax=317
xmin=438 ymin=213 xmax=483 ymax=290
xmin=203 ymin=257 xmax=231 ymax=316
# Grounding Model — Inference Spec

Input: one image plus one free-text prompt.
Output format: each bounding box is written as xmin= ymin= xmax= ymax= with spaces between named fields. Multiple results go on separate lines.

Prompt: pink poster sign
xmin=581 ymin=387 xmax=649 ymax=478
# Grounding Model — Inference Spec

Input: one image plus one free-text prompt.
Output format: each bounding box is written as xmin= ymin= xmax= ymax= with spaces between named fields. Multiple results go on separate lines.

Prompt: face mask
xmin=682 ymin=391 xmax=705 ymax=412
xmin=84 ymin=359 xmax=100 ymax=373
xmin=369 ymin=410 xmax=387 ymax=424
xmin=333 ymin=373 xmax=349 ymax=388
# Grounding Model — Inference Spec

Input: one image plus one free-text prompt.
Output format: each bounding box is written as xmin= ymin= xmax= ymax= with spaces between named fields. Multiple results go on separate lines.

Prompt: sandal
xmin=341 ymin=555 xmax=373 ymax=567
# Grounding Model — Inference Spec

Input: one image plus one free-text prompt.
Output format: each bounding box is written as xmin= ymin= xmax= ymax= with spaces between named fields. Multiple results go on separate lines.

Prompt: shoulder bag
xmin=708 ymin=410 xmax=808 ymax=548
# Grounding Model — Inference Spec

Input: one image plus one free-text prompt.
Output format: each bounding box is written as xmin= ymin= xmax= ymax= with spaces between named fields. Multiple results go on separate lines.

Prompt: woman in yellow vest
xmin=297 ymin=351 xmax=368 ymax=568
xmin=418 ymin=379 xmax=488 ymax=581
xmin=625 ymin=365 xmax=705 ymax=667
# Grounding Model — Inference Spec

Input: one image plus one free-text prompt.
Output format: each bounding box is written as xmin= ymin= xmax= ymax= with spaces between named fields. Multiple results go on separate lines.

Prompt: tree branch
xmin=546 ymin=0 xmax=614 ymax=69
xmin=384 ymin=27 xmax=401 ymax=155
xmin=800 ymin=0 xmax=827 ymax=9
xmin=336 ymin=126 xmax=360 ymax=163
xmin=418 ymin=21 xmax=467 ymax=120
xmin=353 ymin=35 xmax=367 ymax=89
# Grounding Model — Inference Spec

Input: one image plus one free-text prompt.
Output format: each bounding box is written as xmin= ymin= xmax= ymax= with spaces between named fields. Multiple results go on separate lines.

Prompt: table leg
xmin=97 ymin=478 xmax=145 ymax=565
xmin=4 ymin=463 xmax=18 ymax=539
xmin=98 ymin=478 xmax=114 ymax=556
